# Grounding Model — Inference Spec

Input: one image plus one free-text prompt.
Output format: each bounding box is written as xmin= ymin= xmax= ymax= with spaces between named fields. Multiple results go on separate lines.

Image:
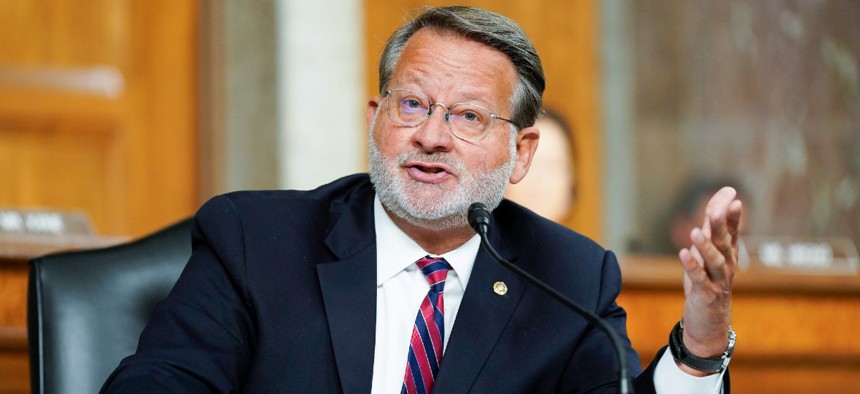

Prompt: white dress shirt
xmin=368 ymin=196 xmax=722 ymax=393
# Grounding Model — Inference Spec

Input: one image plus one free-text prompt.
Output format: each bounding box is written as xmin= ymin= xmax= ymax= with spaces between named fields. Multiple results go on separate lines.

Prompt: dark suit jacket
xmin=102 ymin=174 xmax=721 ymax=393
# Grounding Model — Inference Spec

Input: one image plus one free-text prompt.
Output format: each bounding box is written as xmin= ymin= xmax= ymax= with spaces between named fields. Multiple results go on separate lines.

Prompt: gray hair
xmin=378 ymin=6 xmax=545 ymax=130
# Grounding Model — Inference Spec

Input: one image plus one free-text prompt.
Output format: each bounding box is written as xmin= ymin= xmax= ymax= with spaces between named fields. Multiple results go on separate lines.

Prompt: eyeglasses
xmin=383 ymin=88 xmax=516 ymax=142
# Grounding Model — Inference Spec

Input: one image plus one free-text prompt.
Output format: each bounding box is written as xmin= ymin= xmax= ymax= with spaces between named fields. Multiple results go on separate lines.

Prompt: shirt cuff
xmin=653 ymin=347 xmax=724 ymax=394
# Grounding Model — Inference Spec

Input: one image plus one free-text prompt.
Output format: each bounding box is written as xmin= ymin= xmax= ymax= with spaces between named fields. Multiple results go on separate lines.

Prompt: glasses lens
xmin=449 ymin=104 xmax=493 ymax=140
xmin=388 ymin=90 xmax=429 ymax=126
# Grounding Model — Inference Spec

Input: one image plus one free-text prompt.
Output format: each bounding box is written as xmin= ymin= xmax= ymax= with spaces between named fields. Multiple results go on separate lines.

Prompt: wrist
xmin=683 ymin=326 xmax=730 ymax=358
xmin=668 ymin=319 xmax=736 ymax=374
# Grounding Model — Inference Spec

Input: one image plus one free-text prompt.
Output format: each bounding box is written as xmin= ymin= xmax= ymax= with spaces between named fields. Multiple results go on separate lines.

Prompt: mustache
xmin=395 ymin=151 xmax=464 ymax=173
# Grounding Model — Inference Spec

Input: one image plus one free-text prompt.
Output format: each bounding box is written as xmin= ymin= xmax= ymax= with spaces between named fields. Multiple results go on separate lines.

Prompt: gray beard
xmin=368 ymin=111 xmax=517 ymax=230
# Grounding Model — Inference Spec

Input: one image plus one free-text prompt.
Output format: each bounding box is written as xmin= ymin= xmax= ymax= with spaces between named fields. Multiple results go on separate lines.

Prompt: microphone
xmin=467 ymin=202 xmax=491 ymax=235
xmin=467 ymin=203 xmax=634 ymax=394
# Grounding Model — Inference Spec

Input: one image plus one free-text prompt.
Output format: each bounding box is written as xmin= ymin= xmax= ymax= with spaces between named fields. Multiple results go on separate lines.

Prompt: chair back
xmin=28 ymin=219 xmax=192 ymax=394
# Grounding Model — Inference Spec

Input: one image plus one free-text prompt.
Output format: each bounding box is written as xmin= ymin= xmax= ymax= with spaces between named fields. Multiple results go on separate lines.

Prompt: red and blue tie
xmin=402 ymin=256 xmax=451 ymax=394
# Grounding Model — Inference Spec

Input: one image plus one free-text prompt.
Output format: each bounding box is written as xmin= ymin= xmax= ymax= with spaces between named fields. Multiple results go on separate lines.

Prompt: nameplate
xmin=742 ymin=236 xmax=859 ymax=275
xmin=0 ymin=208 xmax=94 ymax=236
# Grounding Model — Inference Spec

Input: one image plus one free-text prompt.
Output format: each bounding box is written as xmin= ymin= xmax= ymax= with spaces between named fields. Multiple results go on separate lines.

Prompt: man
xmin=103 ymin=6 xmax=741 ymax=393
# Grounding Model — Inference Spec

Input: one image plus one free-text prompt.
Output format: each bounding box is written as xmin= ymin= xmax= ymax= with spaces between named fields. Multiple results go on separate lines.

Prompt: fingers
xmin=708 ymin=211 xmax=734 ymax=266
xmin=679 ymin=247 xmax=707 ymax=283
xmin=704 ymin=187 xmax=733 ymax=238
xmin=689 ymin=244 xmax=704 ymax=267
xmin=704 ymin=187 xmax=742 ymax=268
xmin=691 ymin=227 xmax=729 ymax=282
xmin=701 ymin=187 xmax=735 ymax=239
xmin=704 ymin=187 xmax=737 ymax=219
xmin=727 ymin=199 xmax=743 ymax=250
xmin=681 ymin=186 xmax=743 ymax=285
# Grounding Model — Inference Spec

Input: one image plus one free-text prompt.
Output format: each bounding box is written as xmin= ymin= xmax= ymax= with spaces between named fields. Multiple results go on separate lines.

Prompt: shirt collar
xmin=373 ymin=196 xmax=479 ymax=289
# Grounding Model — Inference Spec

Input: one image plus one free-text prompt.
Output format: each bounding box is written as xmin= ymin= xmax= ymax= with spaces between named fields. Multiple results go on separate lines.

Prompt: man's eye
xmin=462 ymin=112 xmax=479 ymax=122
xmin=402 ymin=99 xmax=422 ymax=109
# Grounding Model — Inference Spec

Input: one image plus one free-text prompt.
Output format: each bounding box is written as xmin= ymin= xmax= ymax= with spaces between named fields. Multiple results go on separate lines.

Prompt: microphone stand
xmin=469 ymin=203 xmax=634 ymax=394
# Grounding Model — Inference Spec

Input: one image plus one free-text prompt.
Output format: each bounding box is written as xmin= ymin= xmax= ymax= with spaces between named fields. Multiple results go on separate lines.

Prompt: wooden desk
xmin=0 ymin=235 xmax=125 ymax=394
xmin=619 ymin=255 xmax=860 ymax=393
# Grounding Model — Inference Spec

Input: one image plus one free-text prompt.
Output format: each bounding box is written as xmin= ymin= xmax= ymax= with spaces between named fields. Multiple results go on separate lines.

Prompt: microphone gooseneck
xmin=467 ymin=202 xmax=634 ymax=394
xmin=467 ymin=203 xmax=491 ymax=235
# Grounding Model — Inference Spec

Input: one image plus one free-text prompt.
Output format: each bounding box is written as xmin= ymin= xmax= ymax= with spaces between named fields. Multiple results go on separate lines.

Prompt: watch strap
xmin=668 ymin=320 xmax=736 ymax=373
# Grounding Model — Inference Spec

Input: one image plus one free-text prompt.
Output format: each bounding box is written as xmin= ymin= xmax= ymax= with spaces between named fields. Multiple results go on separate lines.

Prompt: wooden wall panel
xmin=121 ymin=1 xmax=199 ymax=237
xmin=0 ymin=352 xmax=29 ymax=394
xmin=364 ymin=0 xmax=604 ymax=241
xmin=0 ymin=1 xmax=199 ymax=237
xmin=0 ymin=120 xmax=121 ymax=230
xmin=0 ymin=263 xmax=30 ymax=394
xmin=0 ymin=2 xmax=199 ymax=391
xmin=0 ymin=0 xmax=126 ymax=66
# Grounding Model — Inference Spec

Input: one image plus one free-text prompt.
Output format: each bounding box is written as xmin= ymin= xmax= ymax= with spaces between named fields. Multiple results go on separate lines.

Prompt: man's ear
xmin=509 ymin=126 xmax=540 ymax=184
xmin=366 ymin=96 xmax=381 ymax=125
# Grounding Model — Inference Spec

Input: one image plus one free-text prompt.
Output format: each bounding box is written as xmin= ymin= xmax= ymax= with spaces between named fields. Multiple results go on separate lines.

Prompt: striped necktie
xmin=402 ymin=256 xmax=451 ymax=394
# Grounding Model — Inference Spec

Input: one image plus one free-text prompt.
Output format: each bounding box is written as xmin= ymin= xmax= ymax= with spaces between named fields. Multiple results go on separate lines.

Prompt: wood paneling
xmin=0 ymin=352 xmax=29 ymax=394
xmin=0 ymin=263 xmax=28 ymax=394
xmin=0 ymin=1 xmax=199 ymax=391
xmin=364 ymin=0 xmax=604 ymax=241
xmin=0 ymin=1 xmax=199 ymax=238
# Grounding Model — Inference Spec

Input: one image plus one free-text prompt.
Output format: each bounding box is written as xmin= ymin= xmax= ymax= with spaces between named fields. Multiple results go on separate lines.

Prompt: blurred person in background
xmin=667 ymin=178 xmax=747 ymax=252
xmin=505 ymin=108 xmax=577 ymax=224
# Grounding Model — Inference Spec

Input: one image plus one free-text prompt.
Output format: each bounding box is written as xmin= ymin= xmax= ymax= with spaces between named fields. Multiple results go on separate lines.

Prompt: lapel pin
xmin=493 ymin=281 xmax=508 ymax=296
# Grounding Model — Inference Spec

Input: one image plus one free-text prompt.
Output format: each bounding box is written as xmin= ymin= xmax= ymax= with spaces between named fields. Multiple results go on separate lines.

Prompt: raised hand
xmin=676 ymin=186 xmax=743 ymax=375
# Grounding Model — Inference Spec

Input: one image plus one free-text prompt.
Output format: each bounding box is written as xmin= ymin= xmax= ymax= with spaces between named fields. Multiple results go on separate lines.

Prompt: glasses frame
xmin=383 ymin=88 xmax=517 ymax=142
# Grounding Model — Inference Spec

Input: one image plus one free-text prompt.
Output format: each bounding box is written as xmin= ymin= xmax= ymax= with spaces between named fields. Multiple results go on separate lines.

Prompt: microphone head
xmin=468 ymin=202 xmax=491 ymax=235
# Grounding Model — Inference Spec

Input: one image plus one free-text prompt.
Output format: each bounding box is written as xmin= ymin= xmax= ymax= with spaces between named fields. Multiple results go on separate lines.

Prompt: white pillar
xmin=276 ymin=0 xmax=365 ymax=190
xmin=602 ymin=0 xmax=638 ymax=253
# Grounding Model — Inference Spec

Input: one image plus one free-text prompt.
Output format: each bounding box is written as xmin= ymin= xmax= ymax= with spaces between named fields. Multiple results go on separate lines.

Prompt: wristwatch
xmin=668 ymin=319 xmax=736 ymax=373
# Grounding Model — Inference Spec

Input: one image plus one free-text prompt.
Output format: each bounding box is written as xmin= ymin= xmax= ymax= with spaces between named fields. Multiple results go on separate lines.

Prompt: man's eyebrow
xmin=439 ymin=89 xmax=498 ymax=112
xmin=391 ymin=76 xmax=498 ymax=108
xmin=392 ymin=74 xmax=424 ymax=87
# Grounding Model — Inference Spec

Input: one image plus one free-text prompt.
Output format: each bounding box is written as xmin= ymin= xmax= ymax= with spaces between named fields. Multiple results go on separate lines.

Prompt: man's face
xmin=367 ymin=29 xmax=534 ymax=230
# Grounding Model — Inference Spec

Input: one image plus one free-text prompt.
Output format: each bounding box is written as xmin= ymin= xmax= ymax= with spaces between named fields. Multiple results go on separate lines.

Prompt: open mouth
xmin=415 ymin=165 xmax=444 ymax=174
xmin=405 ymin=161 xmax=452 ymax=183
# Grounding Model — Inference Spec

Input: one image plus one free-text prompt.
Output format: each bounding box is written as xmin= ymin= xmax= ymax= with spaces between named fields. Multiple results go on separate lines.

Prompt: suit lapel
xmin=434 ymin=231 xmax=525 ymax=392
xmin=315 ymin=181 xmax=528 ymax=392
xmin=317 ymin=187 xmax=377 ymax=394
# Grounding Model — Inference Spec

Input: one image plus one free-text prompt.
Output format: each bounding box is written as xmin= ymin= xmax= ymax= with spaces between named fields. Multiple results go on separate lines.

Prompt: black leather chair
xmin=28 ymin=218 xmax=192 ymax=394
